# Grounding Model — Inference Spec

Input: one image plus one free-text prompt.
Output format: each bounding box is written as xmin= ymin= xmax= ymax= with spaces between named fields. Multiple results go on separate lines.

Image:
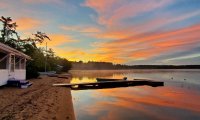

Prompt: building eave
xmin=0 ymin=42 xmax=31 ymax=60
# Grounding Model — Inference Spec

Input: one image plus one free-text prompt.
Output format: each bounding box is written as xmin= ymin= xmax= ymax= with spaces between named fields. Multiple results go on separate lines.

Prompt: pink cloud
xmin=60 ymin=25 xmax=101 ymax=33
xmin=84 ymin=0 xmax=173 ymax=27
xmin=94 ymin=24 xmax=200 ymax=61
xmin=0 ymin=1 xmax=8 ymax=9
xmin=21 ymin=0 xmax=63 ymax=4
xmin=106 ymin=23 xmax=200 ymax=46
xmin=83 ymin=0 xmax=116 ymax=14
xmin=133 ymin=10 xmax=200 ymax=33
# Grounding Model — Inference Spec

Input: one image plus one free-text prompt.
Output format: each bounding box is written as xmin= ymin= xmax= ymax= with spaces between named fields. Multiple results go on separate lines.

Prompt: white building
xmin=0 ymin=42 xmax=31 ymax=86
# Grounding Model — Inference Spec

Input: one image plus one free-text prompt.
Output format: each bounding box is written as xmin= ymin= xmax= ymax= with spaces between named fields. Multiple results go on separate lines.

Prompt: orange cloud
xmin=38 ymin=34 xmax=77 ymax=48
xmin=50 ymin=47 xmax=124 ymax=63
xmin=129 ymin=48 xmax=167 ymax=60
xmin=16 ymin=17 xmax=42 ymax=31
xmin=129 ymin=31 xmax=200 ymax=59
xmin=154 ymin=36 xmax=199 ymax=48
xmin=107 ymin=23 xmax=200 ymax=46
xmin=95 ymin=24 xmax=200 ymax=60
xmin=52 ymin=48 xmax=99 ymax=62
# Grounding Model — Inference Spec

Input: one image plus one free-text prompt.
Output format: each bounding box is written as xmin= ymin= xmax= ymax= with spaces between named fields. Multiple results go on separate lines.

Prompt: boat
xmin=7 ymin=79 xmax=32 ymax=88
xmin=96 ymin=77 xmax=127 ymax=82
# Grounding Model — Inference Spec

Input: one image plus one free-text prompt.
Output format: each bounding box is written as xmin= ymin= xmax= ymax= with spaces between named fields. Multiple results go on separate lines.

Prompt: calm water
xmin=70 ymin=70 xmax=200 ymax=120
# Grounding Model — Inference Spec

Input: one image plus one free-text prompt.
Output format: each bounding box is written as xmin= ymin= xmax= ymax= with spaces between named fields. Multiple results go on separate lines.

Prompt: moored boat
xmin=96 ymin=77 xmax=127 ymax=82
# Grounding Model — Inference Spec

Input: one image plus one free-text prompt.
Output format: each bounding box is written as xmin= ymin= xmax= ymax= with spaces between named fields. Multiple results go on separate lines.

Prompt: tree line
xmin=0 ymin=16 xmax=71 ymax=79
xmin=72 ymin=61 xmax=200 ymax=70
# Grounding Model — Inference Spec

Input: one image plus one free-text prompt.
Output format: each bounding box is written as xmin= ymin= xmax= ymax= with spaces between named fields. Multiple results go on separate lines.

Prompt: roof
xmin=0 ymin=42 xmax=31 ymax=60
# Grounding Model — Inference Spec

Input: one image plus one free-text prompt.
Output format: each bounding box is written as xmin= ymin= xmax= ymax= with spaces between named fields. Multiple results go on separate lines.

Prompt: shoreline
xmin=0 ymin=76 xmax=75 ymax=120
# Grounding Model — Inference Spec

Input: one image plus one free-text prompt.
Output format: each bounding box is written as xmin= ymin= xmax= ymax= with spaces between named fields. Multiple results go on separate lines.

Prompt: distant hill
xmin=71 ymin=61 xmax=200 ymax=70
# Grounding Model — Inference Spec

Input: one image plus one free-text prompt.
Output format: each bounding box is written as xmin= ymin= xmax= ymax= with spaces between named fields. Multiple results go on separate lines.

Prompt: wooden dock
xmin=53 ymin=79 xmax=164 ymax=90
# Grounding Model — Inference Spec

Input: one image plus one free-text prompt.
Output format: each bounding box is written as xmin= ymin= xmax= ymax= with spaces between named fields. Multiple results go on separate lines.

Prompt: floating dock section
xmin=53 ymin=79 xmax=164 ymax=90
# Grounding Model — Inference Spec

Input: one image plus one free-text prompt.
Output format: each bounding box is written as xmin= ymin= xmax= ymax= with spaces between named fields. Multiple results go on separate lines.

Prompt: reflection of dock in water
xmin=53 ymin=79 xmax=164 ymax=90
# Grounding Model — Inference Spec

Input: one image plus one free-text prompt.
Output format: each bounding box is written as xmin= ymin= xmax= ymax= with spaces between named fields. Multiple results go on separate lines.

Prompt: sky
xmin=0 ymin=0 xmax=200 ymax=65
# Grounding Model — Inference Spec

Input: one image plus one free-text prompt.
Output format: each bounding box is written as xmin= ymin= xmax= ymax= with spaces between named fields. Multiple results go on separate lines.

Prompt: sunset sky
xmin=0 ymin=0 xmax=200 ymax=65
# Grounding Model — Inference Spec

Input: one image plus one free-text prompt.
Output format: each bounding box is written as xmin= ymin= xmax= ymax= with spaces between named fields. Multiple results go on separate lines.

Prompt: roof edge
xmin=0 ymin=42 xmax=31 ymax=60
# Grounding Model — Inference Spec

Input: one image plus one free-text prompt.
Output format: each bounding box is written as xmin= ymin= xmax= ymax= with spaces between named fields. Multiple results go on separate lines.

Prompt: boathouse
xmin=0 ymin=42 xmax=31 ymax=86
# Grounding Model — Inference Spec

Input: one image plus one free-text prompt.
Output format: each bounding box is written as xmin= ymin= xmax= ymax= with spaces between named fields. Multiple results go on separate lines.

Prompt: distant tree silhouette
xmin=71 ymin=61 xmax=200 ymax=70
xmin=20 ymin=31 xmax=51 ymax=48
xmin=0 ymin=16 xmax=19 ymax=43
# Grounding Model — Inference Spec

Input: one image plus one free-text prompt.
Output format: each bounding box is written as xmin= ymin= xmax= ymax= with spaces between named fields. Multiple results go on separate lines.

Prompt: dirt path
xmin=0 ymin=76 xmax=75 ymax=120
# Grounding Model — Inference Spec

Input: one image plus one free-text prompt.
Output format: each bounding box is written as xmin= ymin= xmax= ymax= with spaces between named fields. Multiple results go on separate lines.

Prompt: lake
xmin=70 ymin=70 xmax=200 ymax=120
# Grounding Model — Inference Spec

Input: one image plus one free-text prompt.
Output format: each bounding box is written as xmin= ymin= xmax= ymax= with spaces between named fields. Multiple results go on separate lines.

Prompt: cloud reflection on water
xmin=71 ymin=70 xmax=200 ymax=120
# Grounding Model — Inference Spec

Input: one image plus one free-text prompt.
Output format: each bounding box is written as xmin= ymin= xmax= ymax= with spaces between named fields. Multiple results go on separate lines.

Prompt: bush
xmin=26 ymin=62 xmax=40 ymax=79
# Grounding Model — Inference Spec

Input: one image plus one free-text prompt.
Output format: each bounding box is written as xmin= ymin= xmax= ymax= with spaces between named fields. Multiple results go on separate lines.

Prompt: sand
xmin=0 ymin=76 xmax=75 ymax=120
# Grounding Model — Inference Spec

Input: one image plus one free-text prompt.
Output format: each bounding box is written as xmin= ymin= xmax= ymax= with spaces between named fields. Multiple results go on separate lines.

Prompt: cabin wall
xmin=0 ymin=69 xmax=26 ymax=86
xmin=15 ymin=70 xmax=26 ymax=80
xmin=0 ymin=70 xmax=9 ymax=86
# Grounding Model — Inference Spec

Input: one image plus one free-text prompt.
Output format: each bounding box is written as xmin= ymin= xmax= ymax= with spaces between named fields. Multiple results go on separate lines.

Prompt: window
xmin=10 ymin=55 xmax=15 ymax=72
xmin=0 ymin=52 xmax=7 ymax=69
xmin=21 ymin=59 xmax=26 ymax=69
xmin=15 ymin=57 xmax=20 ymax=69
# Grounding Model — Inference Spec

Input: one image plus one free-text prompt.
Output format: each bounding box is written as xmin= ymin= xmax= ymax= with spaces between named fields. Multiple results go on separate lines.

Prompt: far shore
xmin=0 ymin=75 xmax=75 ymax=120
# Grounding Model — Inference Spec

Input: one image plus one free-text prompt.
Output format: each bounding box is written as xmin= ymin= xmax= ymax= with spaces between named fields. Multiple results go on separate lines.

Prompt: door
xmin=8 ymin=54 xmax=15 ymax=80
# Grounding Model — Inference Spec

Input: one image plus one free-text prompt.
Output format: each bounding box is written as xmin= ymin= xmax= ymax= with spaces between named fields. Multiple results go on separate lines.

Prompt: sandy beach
xmin=0 ymin=76 xmax=75 ymax=120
